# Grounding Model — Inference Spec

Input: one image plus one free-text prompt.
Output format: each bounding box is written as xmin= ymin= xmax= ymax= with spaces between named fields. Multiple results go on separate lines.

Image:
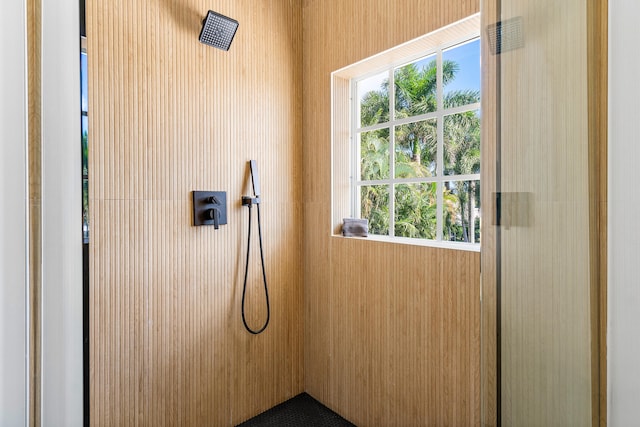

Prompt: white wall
xmin=608 ymin=0 xmax=640 ymax=425
xmin=1 ymin=0 xmax=83 ymax=424
xmin=0 ymin=0 xmax=29 ymax=425
xmin=41 ymin=0 xmax=84 ymax=424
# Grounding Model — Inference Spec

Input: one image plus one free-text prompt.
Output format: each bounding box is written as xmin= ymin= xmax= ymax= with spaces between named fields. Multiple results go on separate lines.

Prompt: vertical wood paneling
xmin=88 ymin=1 xmax=303 ymax=425
xmin=303 ymin=1 xmax=481 ymax=425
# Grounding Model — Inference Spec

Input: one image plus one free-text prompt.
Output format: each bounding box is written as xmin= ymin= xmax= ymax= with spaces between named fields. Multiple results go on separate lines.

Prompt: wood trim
xmin=27 ymin=0 xmax=42 ymax=424
xmin=480 ymin=0 xmax=499 ymax=423
xmin=331 ymin=75 xmax=351 ymax=234
xmin=587 ymin=0 xmax=608 ymax=425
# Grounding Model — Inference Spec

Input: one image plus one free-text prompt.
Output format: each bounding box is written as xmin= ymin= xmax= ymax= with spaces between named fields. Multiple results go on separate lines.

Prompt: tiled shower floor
xmin=236 ymin=393 xmax=356 ymax=427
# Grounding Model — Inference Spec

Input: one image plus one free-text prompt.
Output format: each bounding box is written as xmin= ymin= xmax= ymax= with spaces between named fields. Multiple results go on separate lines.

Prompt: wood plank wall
xmin=87 ymin=1 xmax=303 ymax=425
xmin=302 ymin=1 xmax=481 ymax=426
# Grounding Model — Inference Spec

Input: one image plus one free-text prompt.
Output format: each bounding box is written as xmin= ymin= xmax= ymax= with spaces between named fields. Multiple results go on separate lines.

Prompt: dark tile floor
xmin=236 ymin=393 xmax=356 ymax=427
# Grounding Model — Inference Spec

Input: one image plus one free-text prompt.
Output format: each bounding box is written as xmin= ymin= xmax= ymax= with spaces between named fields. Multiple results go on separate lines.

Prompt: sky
xmin=443 ymin=38 xmax=480 ymax=96
xmin=81 ymin=52 xmax=88 ymax=112
xmin=357 ymin=37 xmax=481 ymax=103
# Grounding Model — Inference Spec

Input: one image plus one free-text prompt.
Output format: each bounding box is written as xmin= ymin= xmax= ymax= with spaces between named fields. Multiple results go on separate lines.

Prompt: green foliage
xmin=82 ymin=130 xmax=88 ymax=176
xmin=360 ymin=128 xmax=390 ymax=180
xmin=442 ymin=180 xmax=480 ymax=242
xmin=358 ymin=54 xmax=481 ymax=242
xmin=82 ymin=130 xmax=89 ymax=238
xmin=395 ymin=183 xmax=437 ymax=239
xmin=360 ymin=89 xmax=389 ymax=126
xmin=444 ymin=108 xmax=480 ymax=175
xmin=361 ymin=185 xmax=389 ymax=235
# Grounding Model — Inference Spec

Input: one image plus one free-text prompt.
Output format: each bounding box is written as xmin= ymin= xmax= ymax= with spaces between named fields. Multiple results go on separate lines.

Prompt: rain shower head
xmin=199 ymin=10 xmax=238 ymax=51
xmin=486 ymin=16 xmax=524 ymax=55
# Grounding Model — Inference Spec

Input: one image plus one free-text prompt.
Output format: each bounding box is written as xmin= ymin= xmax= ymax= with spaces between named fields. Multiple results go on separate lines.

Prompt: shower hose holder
xmin=242 ymin=196 xmax=260 ymax=207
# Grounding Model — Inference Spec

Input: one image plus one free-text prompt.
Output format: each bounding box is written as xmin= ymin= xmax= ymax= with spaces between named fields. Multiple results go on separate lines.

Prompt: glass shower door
xmin=480 ymin=0 xmax=604 ymax=425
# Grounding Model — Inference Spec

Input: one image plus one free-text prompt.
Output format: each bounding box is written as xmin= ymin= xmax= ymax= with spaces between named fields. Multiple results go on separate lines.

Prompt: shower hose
xmin=241 ymin=200 xmax=270 ymax=334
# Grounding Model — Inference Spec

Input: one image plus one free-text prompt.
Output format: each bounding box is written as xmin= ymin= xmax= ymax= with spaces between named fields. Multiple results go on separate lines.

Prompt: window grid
xmin=388 ymin=68 xmax=396 ymax=236
xmin=351 ymin=36 xmax=480 ymax=245
xmin=436 ymin=48 xmax=444 ymax=241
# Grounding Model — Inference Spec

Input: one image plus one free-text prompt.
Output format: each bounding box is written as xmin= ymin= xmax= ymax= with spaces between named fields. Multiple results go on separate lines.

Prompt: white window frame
xmin=331 ymin=13 xmax=481 ymax=251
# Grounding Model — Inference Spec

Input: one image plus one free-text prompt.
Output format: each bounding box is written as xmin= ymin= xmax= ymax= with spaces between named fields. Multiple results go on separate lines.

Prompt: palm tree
xmin=395 ymin=183 xmax=437 ymax=239
xmin=394 ymin=60 xmax=457 ymax=167
xmin=359 ymin=57 xmax=480 ymax=241
xmin=360 ymin=128 xmax=390 ymax=235
xmin=443 ymin=106 xmax=480 ymax=243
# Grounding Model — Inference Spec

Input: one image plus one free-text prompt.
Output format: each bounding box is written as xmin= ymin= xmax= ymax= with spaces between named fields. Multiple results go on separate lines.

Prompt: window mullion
xmin=436 ymin=48 xmax=444 ymax=241
xmin=389 ymin=68 xmax=396 ymax=237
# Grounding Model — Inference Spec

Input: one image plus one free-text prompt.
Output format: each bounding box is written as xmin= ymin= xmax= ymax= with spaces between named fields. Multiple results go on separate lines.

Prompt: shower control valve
xmin=192 ymin=190 xmax=227 ymax=228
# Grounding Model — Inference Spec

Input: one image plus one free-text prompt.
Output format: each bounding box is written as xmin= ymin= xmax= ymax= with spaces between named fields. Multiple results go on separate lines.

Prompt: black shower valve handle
xmin=206 ymin=207 xmax=221 ymax=229
xmin=206 ymin=207 xmax=220 ymax=219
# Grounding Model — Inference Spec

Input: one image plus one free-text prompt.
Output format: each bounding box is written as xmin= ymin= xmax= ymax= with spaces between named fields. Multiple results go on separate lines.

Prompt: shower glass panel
xmin=480 ymin=0 xmax=601 ymax=425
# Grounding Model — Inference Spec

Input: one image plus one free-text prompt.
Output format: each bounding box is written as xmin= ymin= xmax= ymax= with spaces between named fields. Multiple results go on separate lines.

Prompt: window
xmin=81 ymin=41 xmax=89 ymax=243
xmin=332 ymin=14 xmax=481 ymax=250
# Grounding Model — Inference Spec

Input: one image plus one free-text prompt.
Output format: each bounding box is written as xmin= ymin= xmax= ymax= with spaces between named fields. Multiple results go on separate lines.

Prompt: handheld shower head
xmin=199 ymin=10 xmax=238 ymax=51
xmin=249 ymin=160 xmax=261 ymax=197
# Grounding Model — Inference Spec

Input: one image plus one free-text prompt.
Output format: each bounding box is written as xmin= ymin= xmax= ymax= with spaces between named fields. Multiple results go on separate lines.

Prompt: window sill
xmin=331 ymin=233 xmax=480 ymax=252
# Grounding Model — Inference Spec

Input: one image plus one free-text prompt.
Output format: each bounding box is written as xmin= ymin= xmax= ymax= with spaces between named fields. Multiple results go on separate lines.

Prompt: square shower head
xmin=199 ymin=10 xmax=238 ymax=51
xmin=486 ymin=16 xmax=524 ymax=55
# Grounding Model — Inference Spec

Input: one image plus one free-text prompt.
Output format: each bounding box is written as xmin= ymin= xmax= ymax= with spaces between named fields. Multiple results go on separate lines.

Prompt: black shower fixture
xmin=241 ymin=160 xmax=270 ymax=335
xmin=486 ymin=16 xmax=524 ymax=55
xmin=199 ymin=10 xmax=238 ymax=51
xmin=192 ymin=191 xmax=227 ymax=229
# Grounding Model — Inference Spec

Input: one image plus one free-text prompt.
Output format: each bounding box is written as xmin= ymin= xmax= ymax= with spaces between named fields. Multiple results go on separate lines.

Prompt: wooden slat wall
xmin=87 ymin=1 xmax=303 ymax=425
xmin=302 ymin=1 xmax=481 ymax=426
